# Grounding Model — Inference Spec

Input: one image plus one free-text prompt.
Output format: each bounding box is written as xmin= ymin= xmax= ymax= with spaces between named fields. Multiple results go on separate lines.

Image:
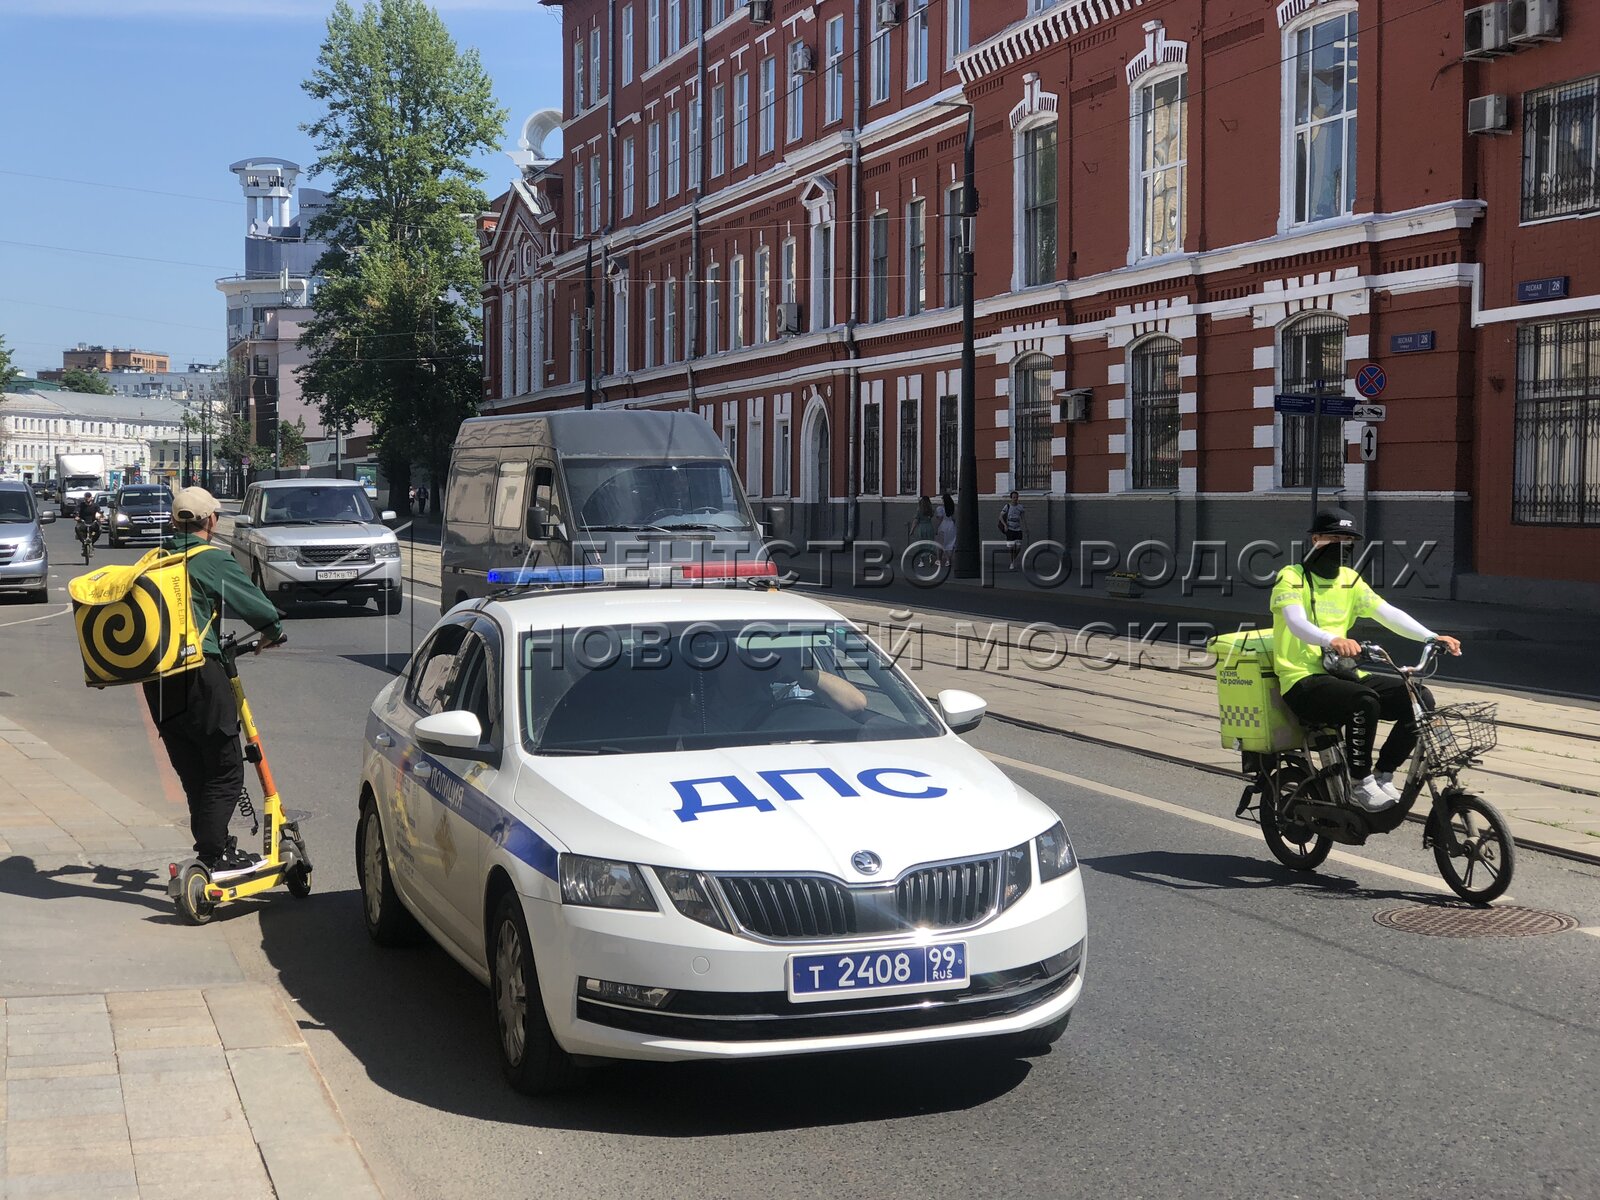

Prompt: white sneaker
xmin=1374 ymin=772 xmax=1403 ymax=802
xmin=1353 ymin=775 xmax=1398 ymax=812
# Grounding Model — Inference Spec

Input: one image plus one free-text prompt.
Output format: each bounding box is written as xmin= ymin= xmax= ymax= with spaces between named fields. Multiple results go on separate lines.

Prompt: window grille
xmin=1522 ymin=76 xmax=1600 ymax=222
xmin=1515 ymin=316 xmax=1600 ymax=525
xmin=1280 ymin=312 xmax=1347 ymax=489
xmin=1131 ymin=336 xmax=1180 ymax=489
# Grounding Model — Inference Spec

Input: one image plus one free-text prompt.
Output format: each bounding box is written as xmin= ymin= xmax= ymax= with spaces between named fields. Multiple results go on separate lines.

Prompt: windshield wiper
xmin=308 ymin=518 xmax=365 ymax=524
xmin=579 ymin=523 xmax=675 ymax=534
xmin=652 ymin=522 xmax=743 ymax=532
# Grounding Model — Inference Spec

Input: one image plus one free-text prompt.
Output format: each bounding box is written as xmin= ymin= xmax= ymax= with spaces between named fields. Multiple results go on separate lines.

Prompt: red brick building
xmin=485 ymin=0 xmax=1600 ymax=608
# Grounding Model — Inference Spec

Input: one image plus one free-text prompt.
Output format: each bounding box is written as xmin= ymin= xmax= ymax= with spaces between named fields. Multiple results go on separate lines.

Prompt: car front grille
xmin=717 ymin=854 xmax=1002 ymax=941
xmin=0 ymin=544 xmax=15 ymax=563
xmin=297 ymin=544 xmax=374 ymax=566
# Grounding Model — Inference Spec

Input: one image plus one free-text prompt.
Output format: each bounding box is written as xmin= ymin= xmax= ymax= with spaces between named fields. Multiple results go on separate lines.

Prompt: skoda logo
xmin=851 ymin=850 xmax=882 ymax=876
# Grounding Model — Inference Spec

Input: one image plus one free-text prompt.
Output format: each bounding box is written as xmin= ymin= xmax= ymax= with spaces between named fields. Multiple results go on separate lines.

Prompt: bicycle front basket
xmin=1419 ymin=701 xmax=1499 ymax=767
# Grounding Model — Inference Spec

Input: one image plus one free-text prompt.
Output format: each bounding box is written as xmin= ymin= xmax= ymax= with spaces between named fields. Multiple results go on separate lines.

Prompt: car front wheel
xmin=356 ymin=801 xmax=421 ymax=946
xmin=488 ymin=892 xmax=582 ymax=1095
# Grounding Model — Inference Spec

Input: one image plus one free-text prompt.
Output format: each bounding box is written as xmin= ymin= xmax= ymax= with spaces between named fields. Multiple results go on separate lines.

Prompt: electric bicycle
xmin=1236 ymin=640 xmax=1515 ymax=905
xmin=169 ymin=631 xmax=314 ymax=924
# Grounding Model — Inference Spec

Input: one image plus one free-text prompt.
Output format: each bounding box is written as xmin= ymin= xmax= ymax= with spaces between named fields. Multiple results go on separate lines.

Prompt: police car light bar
xmin=487 ymin=566 xmax=606 ymax=586
xmin=676 ymin=560 xmax=779 ymax=581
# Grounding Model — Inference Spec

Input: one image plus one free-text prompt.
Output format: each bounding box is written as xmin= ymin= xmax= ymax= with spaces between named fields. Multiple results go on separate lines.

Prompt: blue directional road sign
xmin=1355 ymin=363 xmax=1387 ymax=398
xmin=1275 ymin=393 xmax=1358 ymax=418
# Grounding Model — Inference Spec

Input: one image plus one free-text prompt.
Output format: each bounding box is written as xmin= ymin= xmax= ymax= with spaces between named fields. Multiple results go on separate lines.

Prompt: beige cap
xmin=172 ymin=486 xmax=220 ymax=522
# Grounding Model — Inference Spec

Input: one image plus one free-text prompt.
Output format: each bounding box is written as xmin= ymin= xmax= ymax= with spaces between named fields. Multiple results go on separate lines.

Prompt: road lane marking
xmin=984 ymin=751 xmax=1458 ymax=896
xmin=0 ymin=605 xmax=71 ymax=628
xmin=1578 ymin=927 xmax=1600 ymax=939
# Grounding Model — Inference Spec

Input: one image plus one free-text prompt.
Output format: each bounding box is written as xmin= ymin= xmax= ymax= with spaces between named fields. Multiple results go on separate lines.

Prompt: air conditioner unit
xmin=1464 ymin=3 xmax=1511 ymax=57
xmin=777 ymin=302 xmax=804 ymax=335
xmin=1058 ymin=389 xmax=1092 ymax=424
xmin=790 ymin=42 xmax=816 ymax=74
xmin=877 ymin=1 xmax=901 ymax=28
xmin=1508 ymin=0 xmax=1560 ymax=43
xmin=1468 ymin=94 xmax=1511 ymax=134
xmin=748 ymin=0 xmax=772 ymax=24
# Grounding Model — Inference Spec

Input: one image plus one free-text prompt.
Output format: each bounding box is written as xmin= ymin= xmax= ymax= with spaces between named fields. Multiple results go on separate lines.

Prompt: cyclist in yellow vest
xmin=1269 ymin=507 xmax=1461 ymax=812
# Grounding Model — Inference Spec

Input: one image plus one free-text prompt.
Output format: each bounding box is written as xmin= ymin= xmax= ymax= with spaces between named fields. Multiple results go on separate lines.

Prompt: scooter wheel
xmin=175 ymin=864 xmax=215 ymax=926
xmin=285 ymin=863 xmax=313 ymax=898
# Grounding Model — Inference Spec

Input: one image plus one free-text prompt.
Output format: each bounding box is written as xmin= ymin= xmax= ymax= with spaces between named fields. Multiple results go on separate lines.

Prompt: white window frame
xmin=664 ymin=278 xmax=679 ymax=364
xmin=759 ymin=56 xmax=777 ymax=155
xmin=647 ymin=0 xmax=661 ymax=67
xmin=1011 ymin=352 xmax=1054 ymax=493
xmin=612 ymin=274 xmax=630 ymax=375
xmin=948 ymin=0 xmax=970 ymax=60
xmin=622 ymin=136 xmax=636 ymax=217
xmin=730 ymin=254 xmax=747 ymax=350
xmin=648 ymin=120 xmax=662 ymax=206
xmin=499 ymin=297 xmax=513 ymax=398
xmin=589 ymin=157 xmax=601 ymax=232
xmin=811 ymin=220 xmax=833 ymax=329
xmin=860 ymin=397 xmax=883 ymax=496
xmin=705 ymin=263 xmax=722 ymax=355
xmin=1129 ymin=69 xmax=1188 ymax=263
xmin=733 ymin=72 xmax=750 ymax=168
xmin=1014 ymin=117 xmax=1058 ymax=290
xmin=644 ymin=283 xmax=658 ymax=369
xmin=573 ymin=158 xmax=586 ymax=237
xmin=621 ymin=5 xmax=635 ymax=85
xmin=905 ymin=0 xmax=929 ymax=89
xmin=781 ymin=237 xmax=799 ymax=306
xmin=870 ymin=2 xmax=891 ymax=104
xmin=755 ymin=244 xmax=772 ymax=344
xmin=906 ymin=196 xmax=926 ymax=316
xmin=824 ymin=16 xmax=845 ymax=124
xmin=667 ymin=0 xmax=681 ymax=54
xmin=574 ymin=39 xmax=586 ymax=111
xmin=711 ymin=83 xmax=727 ymax=176
xmin=897 ymin=394 xmax=921 ymax=496
xmin=590 ymin=28 xmax=603 ymax=100
xmin=869 ymin=210 xmax=889 ymax=323
xmin=787 ymin=46 xmax=805 ymax=143
xmin=1279 ymin=3 xmax=1359 ymax=233
xmin=689 ymin=104 xmax=702 ymax=189
xmin=774 ymin=416 xmax=791 ymax=495
xmin=944 ymin=182 xmax=966 ymax=307
xmin=667 ymin=109 xmax=682 ymax=198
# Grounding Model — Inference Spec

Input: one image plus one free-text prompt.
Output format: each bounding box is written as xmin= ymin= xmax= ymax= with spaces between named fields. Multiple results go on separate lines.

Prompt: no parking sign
xmin=1355 ymin=363 xmax=1387 ymax=398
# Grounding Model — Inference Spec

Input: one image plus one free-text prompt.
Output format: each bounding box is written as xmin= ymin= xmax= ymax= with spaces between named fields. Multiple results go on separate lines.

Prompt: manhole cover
xmin=1373 ymin=905 xmax=1578 ymax=938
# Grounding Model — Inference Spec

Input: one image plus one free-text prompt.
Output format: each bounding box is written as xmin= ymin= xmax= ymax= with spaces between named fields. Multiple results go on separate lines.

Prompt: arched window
xmin=1131 ymin=71 xmax=1187 ymax=260
xmin=1282 ymin=3 xmax=1359 ymax=227
xmin=1279 ymin=311 xmax=1348 ymax=489
xmin=1012 ymin=353 xmax=1053 ymax=493
xmin=1130 ymin=335 xmax=1181 ymax=490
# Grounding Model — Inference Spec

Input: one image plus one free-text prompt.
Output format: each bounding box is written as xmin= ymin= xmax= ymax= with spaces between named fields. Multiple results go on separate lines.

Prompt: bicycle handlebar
xmin=1358 ymin=639 xmax=1442 ymax=676
xmin=222 ymin=631 xmax=288 ymax=656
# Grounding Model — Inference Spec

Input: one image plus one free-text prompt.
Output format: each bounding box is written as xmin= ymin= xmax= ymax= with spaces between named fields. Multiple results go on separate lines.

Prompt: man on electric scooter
xmin=144 ymin=487 xmax=286 ymax=873
xmin=1269 ymin=507 xmax=1462 ymax=813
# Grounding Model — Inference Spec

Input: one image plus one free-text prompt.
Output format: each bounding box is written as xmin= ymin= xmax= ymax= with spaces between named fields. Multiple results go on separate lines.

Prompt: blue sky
xmin=0 ymin=0 xmax=564 ymax=375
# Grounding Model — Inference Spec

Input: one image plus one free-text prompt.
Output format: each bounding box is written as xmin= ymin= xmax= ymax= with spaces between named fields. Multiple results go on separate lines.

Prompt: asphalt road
xmin=5 ymin=519 xmax=1599 ymax=1200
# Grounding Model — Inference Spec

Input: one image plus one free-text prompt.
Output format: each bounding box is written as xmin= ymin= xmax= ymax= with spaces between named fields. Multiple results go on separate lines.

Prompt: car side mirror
xmin=234 ymin=514 xmax=254 ymax=528
xmin=380 ymin=510 xmax=397 ymax=523
xmin=415 ymin=710 xmax=490 ymax=759
xmin=39 ymin=512 xmax=55 ymax=524
xmin=936 ymin=689 xmax=987 ymax=734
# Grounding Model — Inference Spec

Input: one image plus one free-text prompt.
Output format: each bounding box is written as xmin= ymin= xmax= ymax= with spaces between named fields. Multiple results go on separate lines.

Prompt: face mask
xmin=1304 ymin=540 xmax=1348 ymax=580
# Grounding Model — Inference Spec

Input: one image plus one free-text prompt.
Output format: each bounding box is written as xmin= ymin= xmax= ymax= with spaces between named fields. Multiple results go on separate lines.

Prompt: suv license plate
xmin=316 ymin=568 xmax=359 ymax=581
xmin=788 ymin=942 xmax=967 ymax=1003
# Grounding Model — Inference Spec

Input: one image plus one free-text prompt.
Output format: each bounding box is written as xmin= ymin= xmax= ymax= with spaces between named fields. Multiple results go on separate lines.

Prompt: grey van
xmin=440 ymin=410 xmax=767 ymax=610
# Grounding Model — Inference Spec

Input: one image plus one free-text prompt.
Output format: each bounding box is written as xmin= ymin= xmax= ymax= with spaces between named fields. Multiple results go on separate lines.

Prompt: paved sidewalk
xmin=0 ymin=718 xmax=382 ymax=1199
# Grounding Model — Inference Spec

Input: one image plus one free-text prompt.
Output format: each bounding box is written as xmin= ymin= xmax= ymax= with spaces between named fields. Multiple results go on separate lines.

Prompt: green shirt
xmin=162 ymin=532 xmax=284 ymax=657
xmin=1269 ymin=563 xmax=1381 ymax=693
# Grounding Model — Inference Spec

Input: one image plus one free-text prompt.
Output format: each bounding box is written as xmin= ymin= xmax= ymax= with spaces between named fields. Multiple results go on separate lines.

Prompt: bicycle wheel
xmin=1261 ymin=762 xmax=1333 ymax=871
xmin=1431 ymin=790 xmax=1514 ymax=906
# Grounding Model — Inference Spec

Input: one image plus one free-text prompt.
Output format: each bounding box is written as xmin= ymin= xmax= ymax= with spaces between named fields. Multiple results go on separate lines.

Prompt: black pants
xmin=1283 ymin=673 xmax=1433 ymax=778
xmin=144 ymin=658 xmax=242 ymax=862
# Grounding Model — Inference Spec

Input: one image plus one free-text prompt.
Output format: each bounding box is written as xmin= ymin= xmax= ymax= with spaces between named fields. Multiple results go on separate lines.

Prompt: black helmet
xmin=1308 ymin=506 xmax=1361 ymax=538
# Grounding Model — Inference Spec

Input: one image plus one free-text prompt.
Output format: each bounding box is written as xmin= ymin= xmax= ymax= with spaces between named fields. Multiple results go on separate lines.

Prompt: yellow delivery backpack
xmin=68 ymin=545 xmax=221 ymax=688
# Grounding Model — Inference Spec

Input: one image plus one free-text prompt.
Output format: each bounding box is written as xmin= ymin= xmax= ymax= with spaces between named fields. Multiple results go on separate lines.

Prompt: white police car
xmin=357 ymin=571 xmax=1087 ymax=1093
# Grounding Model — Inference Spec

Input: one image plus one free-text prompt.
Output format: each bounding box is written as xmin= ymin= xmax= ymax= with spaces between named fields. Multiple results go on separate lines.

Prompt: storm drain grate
xmin=1373 ymin=905 xmax=1578 ymax=938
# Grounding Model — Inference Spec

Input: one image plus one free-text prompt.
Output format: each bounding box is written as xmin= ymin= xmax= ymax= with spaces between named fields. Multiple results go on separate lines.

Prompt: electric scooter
xmin=169 ymin=631 xmax=313 ymax=924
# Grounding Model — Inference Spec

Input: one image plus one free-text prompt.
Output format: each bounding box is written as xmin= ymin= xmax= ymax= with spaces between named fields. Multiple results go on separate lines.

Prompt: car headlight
xmin=558 ymin=854 xmax=657 ymax=911
xmin=372 ymin=541 xmax=400 ymax=559
xmin=115 ymin=512 xmax=130 ymax=524
xmin=262 ymin=546 xmax=298 ymax=562
xmin=25 ymin=536 xmax=46 ymax=560
xmin=1036 ymin=821 xmax=1078 ymax=882
xmin=999 ymin=842 xmax=1032 ymax=911
xmin=653 ymin=867 xmax=729 ymax=931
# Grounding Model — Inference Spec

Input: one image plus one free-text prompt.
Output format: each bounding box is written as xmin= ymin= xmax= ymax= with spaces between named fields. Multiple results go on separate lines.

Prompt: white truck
xmin=55 ymin=452 xmax=106 ymax=517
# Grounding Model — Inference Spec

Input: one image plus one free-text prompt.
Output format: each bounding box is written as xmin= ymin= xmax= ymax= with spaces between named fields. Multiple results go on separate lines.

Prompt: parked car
xmin=107 ymin=484 xmax=174 ymax=548
xmin=357 ymin=584 xmax=1087 ymax=1094
xmin=229 ymin=478 xmax=402 ymax=614
xmin=0 ymin=480 xmax=54 ymax=604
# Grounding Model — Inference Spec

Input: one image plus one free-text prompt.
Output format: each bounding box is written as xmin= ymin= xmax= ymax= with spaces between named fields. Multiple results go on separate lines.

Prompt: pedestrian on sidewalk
xmin=936 ymin=492 xmax=957 ymax=570
xmin=998 ymin=490 xmax=1028 ymax=571
xmin=417 ymin=484 xmax=430 ymax=515
xmin=143 ymin=487 xmax=286 ymax=872
xmin=909 ymin=496 xmax=938 ymax=572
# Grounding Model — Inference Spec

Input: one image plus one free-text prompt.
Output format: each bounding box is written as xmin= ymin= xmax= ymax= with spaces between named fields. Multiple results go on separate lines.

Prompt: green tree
xmin=60 ymin=366 xmax=114 ymax=395
xmin=0 ymin=334 xmax=19 ymax=392
xmin=276 ymin=416 xmax=309 ymax=469
xmin=297 ymin=0 xmax=505 ymax=513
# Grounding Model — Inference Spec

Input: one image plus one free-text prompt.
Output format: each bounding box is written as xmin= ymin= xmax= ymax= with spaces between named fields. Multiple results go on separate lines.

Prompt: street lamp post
xmin=954 ymin=105 xmax=981 ymax=579
xmin=583 ymin=239 xmax=596 ymax=411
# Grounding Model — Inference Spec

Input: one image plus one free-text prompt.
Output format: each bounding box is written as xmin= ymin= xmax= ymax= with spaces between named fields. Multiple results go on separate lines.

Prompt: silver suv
xmin=230 ymin=479 xmax=403 ymax=615
xmin=0 ymin=480 xmax=53 ymax=604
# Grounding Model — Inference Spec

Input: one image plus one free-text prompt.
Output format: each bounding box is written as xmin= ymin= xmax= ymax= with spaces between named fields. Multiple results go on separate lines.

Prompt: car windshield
xmin=259 ymin=486 xmax=375 ymax=525
xmin=562 ymin=458 xmax=753 ymax=532
xmin=0 ymin=492 xmax=34 ymax=521
xmin=120 ymin=487 xmax=171 ymax=505
xmin=521 ymin=620 xmax=940 ymax=756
